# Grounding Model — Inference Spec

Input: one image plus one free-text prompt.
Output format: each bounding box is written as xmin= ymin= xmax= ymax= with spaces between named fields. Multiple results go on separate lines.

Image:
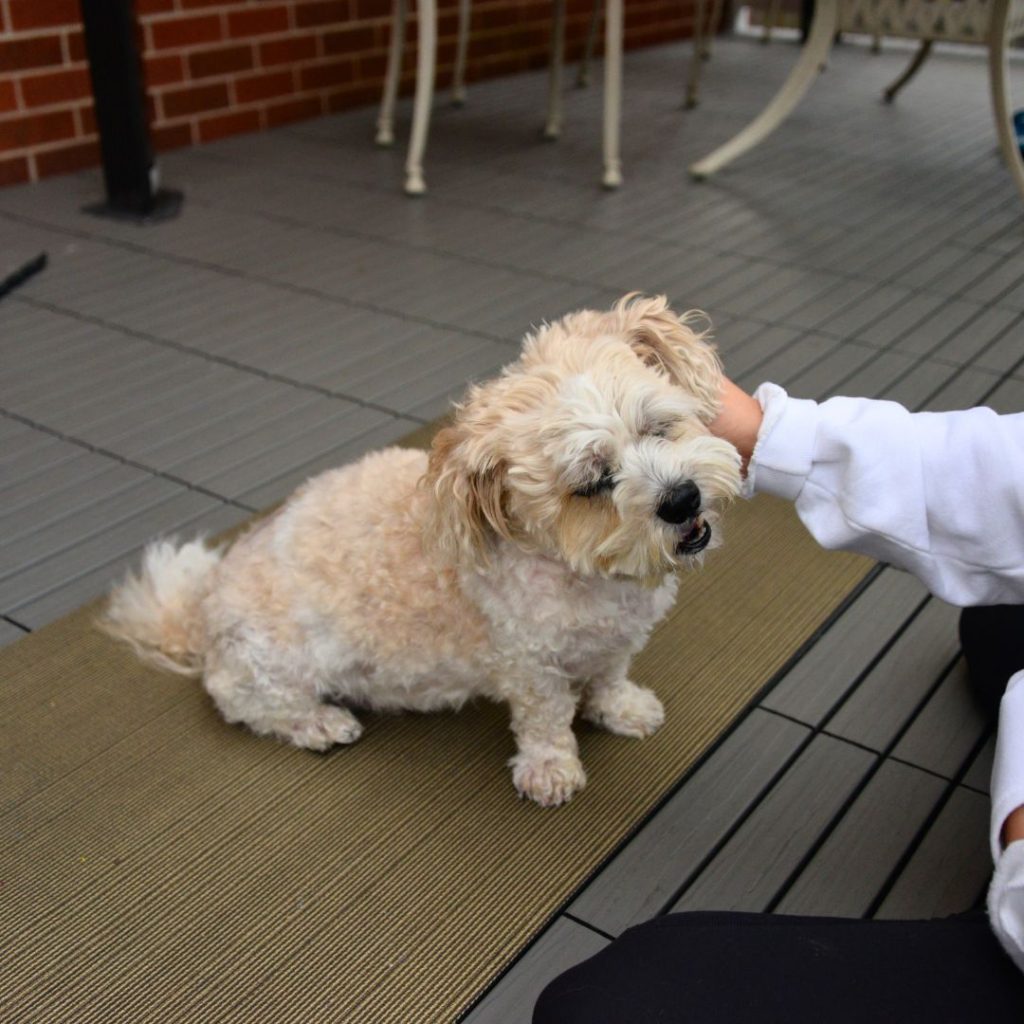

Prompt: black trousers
xmin=533 ymin=911 xmax=1024 ymax=1023
xmin=534 ymin=606 xmax=1024 ymax=1023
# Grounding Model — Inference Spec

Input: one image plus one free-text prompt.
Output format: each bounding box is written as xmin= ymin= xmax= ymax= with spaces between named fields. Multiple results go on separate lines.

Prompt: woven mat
xmin=1 ymin=420 xmax=871 ymax=1023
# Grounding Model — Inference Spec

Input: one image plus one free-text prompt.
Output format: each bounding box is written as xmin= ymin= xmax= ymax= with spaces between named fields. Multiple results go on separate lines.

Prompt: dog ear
xmin=423 ymin=425 xmax=512 ymax=565
xmin=616 ymin=293 xmax=722 ymax=421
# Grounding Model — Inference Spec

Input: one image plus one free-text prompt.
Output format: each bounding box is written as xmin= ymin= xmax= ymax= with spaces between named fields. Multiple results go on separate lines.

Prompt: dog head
xmin=423 ymin=294 xmax=742 ymax=583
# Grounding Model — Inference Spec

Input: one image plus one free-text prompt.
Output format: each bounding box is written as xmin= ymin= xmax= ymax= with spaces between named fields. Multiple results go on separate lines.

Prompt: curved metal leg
xmin=404 ymin=0 xmax=436 ymax=195
xmin=577 ymin=0 xmax=602 ymax=88
xmin=689 ymin=0 xmax=837 ymax=180
xmin=545 ymin=0 xmax=567 ymax=139
xmin=602 ymin=0 xmax=623 ymax=187
xmin=763 ymin=0 xmax=783 ymax=43
xmin=685 ymin=0 xmax=708 ymax=109
xmin=452 ymin=0 xmax=470 ymax=105
xmin=988 ymin=0 xmax=1024 ymax=204
xmin=883 ymin=38 xmax=932 ymax=103
xmin=376 ymin=0 xmax=407 ymax=146
xmin=702 ymin=0 xmax=725 ymax=58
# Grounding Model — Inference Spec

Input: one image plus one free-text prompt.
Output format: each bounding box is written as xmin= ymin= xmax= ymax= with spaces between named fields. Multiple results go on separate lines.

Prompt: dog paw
xmin=584 ymin=680 xmax=664 ymax=739
xmin=282 ymin=705 xmax=364 ymax=751
xmin=511 ymin=752 xmax=587 ymax=807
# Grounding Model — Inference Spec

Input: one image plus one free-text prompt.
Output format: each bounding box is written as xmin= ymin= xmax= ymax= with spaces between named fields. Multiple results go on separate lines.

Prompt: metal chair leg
xmin=988 ymin=0 xmax=1024 ymax=203
xmin=602 ymin=0 xmax=623 ymax=187
xmin=404 ymin=0 xmax=437 ymax=195
xmin=376 ymin=0 xmax=407 ymax=146
xmin=883 ymin=39 xmax=932 ymax=103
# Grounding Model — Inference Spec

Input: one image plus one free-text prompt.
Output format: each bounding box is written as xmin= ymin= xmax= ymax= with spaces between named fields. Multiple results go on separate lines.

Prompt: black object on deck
xmin=79 ymin=0 xmax=183 ymax=222
xmin=0 ymin=253 xmax=47 ymax=302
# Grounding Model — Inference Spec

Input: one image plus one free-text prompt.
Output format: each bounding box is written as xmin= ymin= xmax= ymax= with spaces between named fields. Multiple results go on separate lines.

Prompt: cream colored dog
xmin=101 ymin=295 xmax=742 ymax=807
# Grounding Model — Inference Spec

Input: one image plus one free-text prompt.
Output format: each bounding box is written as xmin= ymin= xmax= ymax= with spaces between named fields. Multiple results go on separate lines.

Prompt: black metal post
xmin=78 ymin=0 xmax=182 ymax=221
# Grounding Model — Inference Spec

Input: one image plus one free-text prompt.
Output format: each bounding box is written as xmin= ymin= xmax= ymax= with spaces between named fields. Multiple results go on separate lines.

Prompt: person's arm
xmin=709 ymin=379 xmax=1024 ymax=969
xmin=709 ymin=380 xmax=1024 ymax=607
xmin=990 ymin=671 xmax=1024 ymax=972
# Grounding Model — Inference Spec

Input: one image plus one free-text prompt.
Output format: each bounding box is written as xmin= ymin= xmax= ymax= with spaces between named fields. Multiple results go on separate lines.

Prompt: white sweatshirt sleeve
xmin=746 ymin=383 xmax=1024 ymax=606
xmin=745 ymin=383 xmax=1024 ymax=971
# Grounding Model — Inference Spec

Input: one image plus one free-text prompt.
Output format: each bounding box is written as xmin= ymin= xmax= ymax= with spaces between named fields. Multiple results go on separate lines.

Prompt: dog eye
xmin=574 ymin=470 xmax=616 ymax=498
xmin=644 ymin=423 xmax=671 ymax=439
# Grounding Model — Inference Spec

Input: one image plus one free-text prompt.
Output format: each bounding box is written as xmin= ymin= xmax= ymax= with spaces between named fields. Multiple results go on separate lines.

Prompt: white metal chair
xmin=686 ymin=0 xmax=1024 ymax=203
xmin=375 ymin=0 xmax=624 ymax=195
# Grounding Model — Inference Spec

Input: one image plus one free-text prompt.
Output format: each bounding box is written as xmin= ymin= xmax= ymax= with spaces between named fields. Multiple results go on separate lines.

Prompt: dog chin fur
xmin=99 ymin=294 xmax=742 ymax=807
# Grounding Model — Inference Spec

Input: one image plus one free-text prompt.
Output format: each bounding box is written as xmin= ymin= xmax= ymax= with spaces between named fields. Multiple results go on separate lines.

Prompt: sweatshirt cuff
xmin=988 ymin=840 xmax=1024 ymax=973
xmin=744 ymin=383 xmax=821 ymax=501
xmin=991 ymin=671 xmax=1024 ymax=863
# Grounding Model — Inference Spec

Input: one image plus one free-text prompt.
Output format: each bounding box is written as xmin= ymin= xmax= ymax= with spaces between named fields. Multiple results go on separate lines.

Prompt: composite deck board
xmin=461 ymin=918 xmax=607 ymax=1024
xmin=826 ymin=598 xmax=962 ymax=752
xmin=671 ymin=734 xmax=874 ymax=914
xmin=963 ymin=738 xmax=996 ymax=795
xmin=875 ymin=787 xmax=992 ymax=919
xmin=892 ymin=659 xmax=990 ymax=780
xmin=761 ymin=567 xmax=928 ymax=725
xmin=9 ymin=503 xmax=246 ymax=629
xmin=775 ymin=760 xmax=947 ymax=918
xmin=567 ymin=710 xmax=809 ymax=936
xmin=0 ymin=619 xmax=28 ymax=648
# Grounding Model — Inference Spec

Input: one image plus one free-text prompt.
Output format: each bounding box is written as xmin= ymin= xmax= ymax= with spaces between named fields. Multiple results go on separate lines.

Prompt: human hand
xmin=1005 ymin=805 xmax=1024 ymax=846
xmin=708 ymin=377 xmax=763 ymax=476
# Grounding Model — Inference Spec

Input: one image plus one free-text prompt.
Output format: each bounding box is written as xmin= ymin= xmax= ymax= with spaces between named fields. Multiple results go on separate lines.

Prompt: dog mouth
xmin=675 ymin=518 xmax=711 ymax=556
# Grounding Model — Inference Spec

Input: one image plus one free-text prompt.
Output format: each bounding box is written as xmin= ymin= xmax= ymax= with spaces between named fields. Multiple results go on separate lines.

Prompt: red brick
xmin=35 ymin=139 xmax=100 ymax=178
xmin=67 ymin=28 xmax=87 ymax=62
xmin=150 ymin=14 xmax=223 ymax=50
xmin=198 ymin=108 xmax=261 ymax=143
xmin=20 ymin=68 xmax=92 ymax=108
xmin=294 ymin=1 xmax=350 ymax=28
xmin=188 ymin=43 xmax=254 ymax=80
xmin=0 ymin=81 xmax=17 ymax=114
xmin=7 ymin=0 xmax=80 ymax=31
xmin=234 ymin=69 xmax=295 ymax=104
xmin=0 ymin=35 xmax=65 ymax=72
xmin=325 ymin=81 xmax=378 ymax=112
xmin=323 ymin=24 xmax=377 ymax=55
xmin=136 ymin=0 xmax=177 ymax=13
xmin=145 ymin=54 xmax=186 ymax=88
xmin=259 ymin=34 xmax=318 ymax=66
xmin=0 ymin=154 xmax=31 ymax=187
xmin=357 ymin=53 xmax=388 ymax=81
xmin=264 ymin=95 xmax=322 ymax=128
xmin=78 ymin=103 xmax=97 ymax=135
xmin=352 ymin=0 xmax=391 ymax=16
xmin=227 ymin=5 xmax=290 ymax=38
xmin=178 ymin=0 xmax=231 ymax=7
xmin=0 ymin=109 xmax=76 ymax=152
xmin=299 ymin=58 xmax=355 ymax=91
xmin=160 ymin=81 xmax=230 ymax=119
xmin=152 ymin=122 xmax=194 ymax=151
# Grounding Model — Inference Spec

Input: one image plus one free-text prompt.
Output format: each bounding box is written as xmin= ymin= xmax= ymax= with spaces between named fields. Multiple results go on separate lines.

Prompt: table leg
xmin=689 ymin=0 xmax=837 ymax=180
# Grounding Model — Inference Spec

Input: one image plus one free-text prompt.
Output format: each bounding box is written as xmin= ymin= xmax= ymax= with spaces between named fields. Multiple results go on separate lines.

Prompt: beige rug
xmin=1 ymin=420 xmax=871 ymax=1023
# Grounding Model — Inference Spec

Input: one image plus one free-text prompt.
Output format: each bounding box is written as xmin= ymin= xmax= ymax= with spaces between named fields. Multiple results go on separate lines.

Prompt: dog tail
xmin=99 ymin=537 xmax=222 ymax=677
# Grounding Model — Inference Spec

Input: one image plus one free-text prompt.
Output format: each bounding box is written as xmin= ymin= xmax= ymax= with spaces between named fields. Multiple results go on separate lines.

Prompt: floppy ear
xmin=615 ymin=293 xmax=723 ymax=421
xmin=422 ymin=424 xmax=512 ymax=566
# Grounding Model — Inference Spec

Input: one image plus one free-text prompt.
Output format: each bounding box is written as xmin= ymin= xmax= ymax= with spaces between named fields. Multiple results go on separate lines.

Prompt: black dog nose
xmin=657 ymin=481 xmax=701 ymax=524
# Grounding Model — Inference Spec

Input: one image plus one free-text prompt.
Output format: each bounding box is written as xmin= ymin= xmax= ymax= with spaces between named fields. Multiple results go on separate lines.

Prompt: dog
xmin=100 ymin=294 xmax=742 ymax=807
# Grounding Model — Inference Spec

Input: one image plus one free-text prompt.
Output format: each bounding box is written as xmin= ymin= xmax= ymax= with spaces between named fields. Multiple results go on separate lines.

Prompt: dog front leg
xmin=582 ymin=653 xmax=664 ymax=739
xmin=504 ymin=672 xmax=586 ymax=808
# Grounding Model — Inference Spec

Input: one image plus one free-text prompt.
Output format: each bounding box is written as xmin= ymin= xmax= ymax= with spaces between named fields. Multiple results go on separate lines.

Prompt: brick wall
xmin=0 ymin=0 xmax=696 ymax=188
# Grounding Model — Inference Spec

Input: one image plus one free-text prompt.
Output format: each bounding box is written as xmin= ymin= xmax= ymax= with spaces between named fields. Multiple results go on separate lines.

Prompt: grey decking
xmin=1 ymin=32 xmax=1023 ymax=1024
